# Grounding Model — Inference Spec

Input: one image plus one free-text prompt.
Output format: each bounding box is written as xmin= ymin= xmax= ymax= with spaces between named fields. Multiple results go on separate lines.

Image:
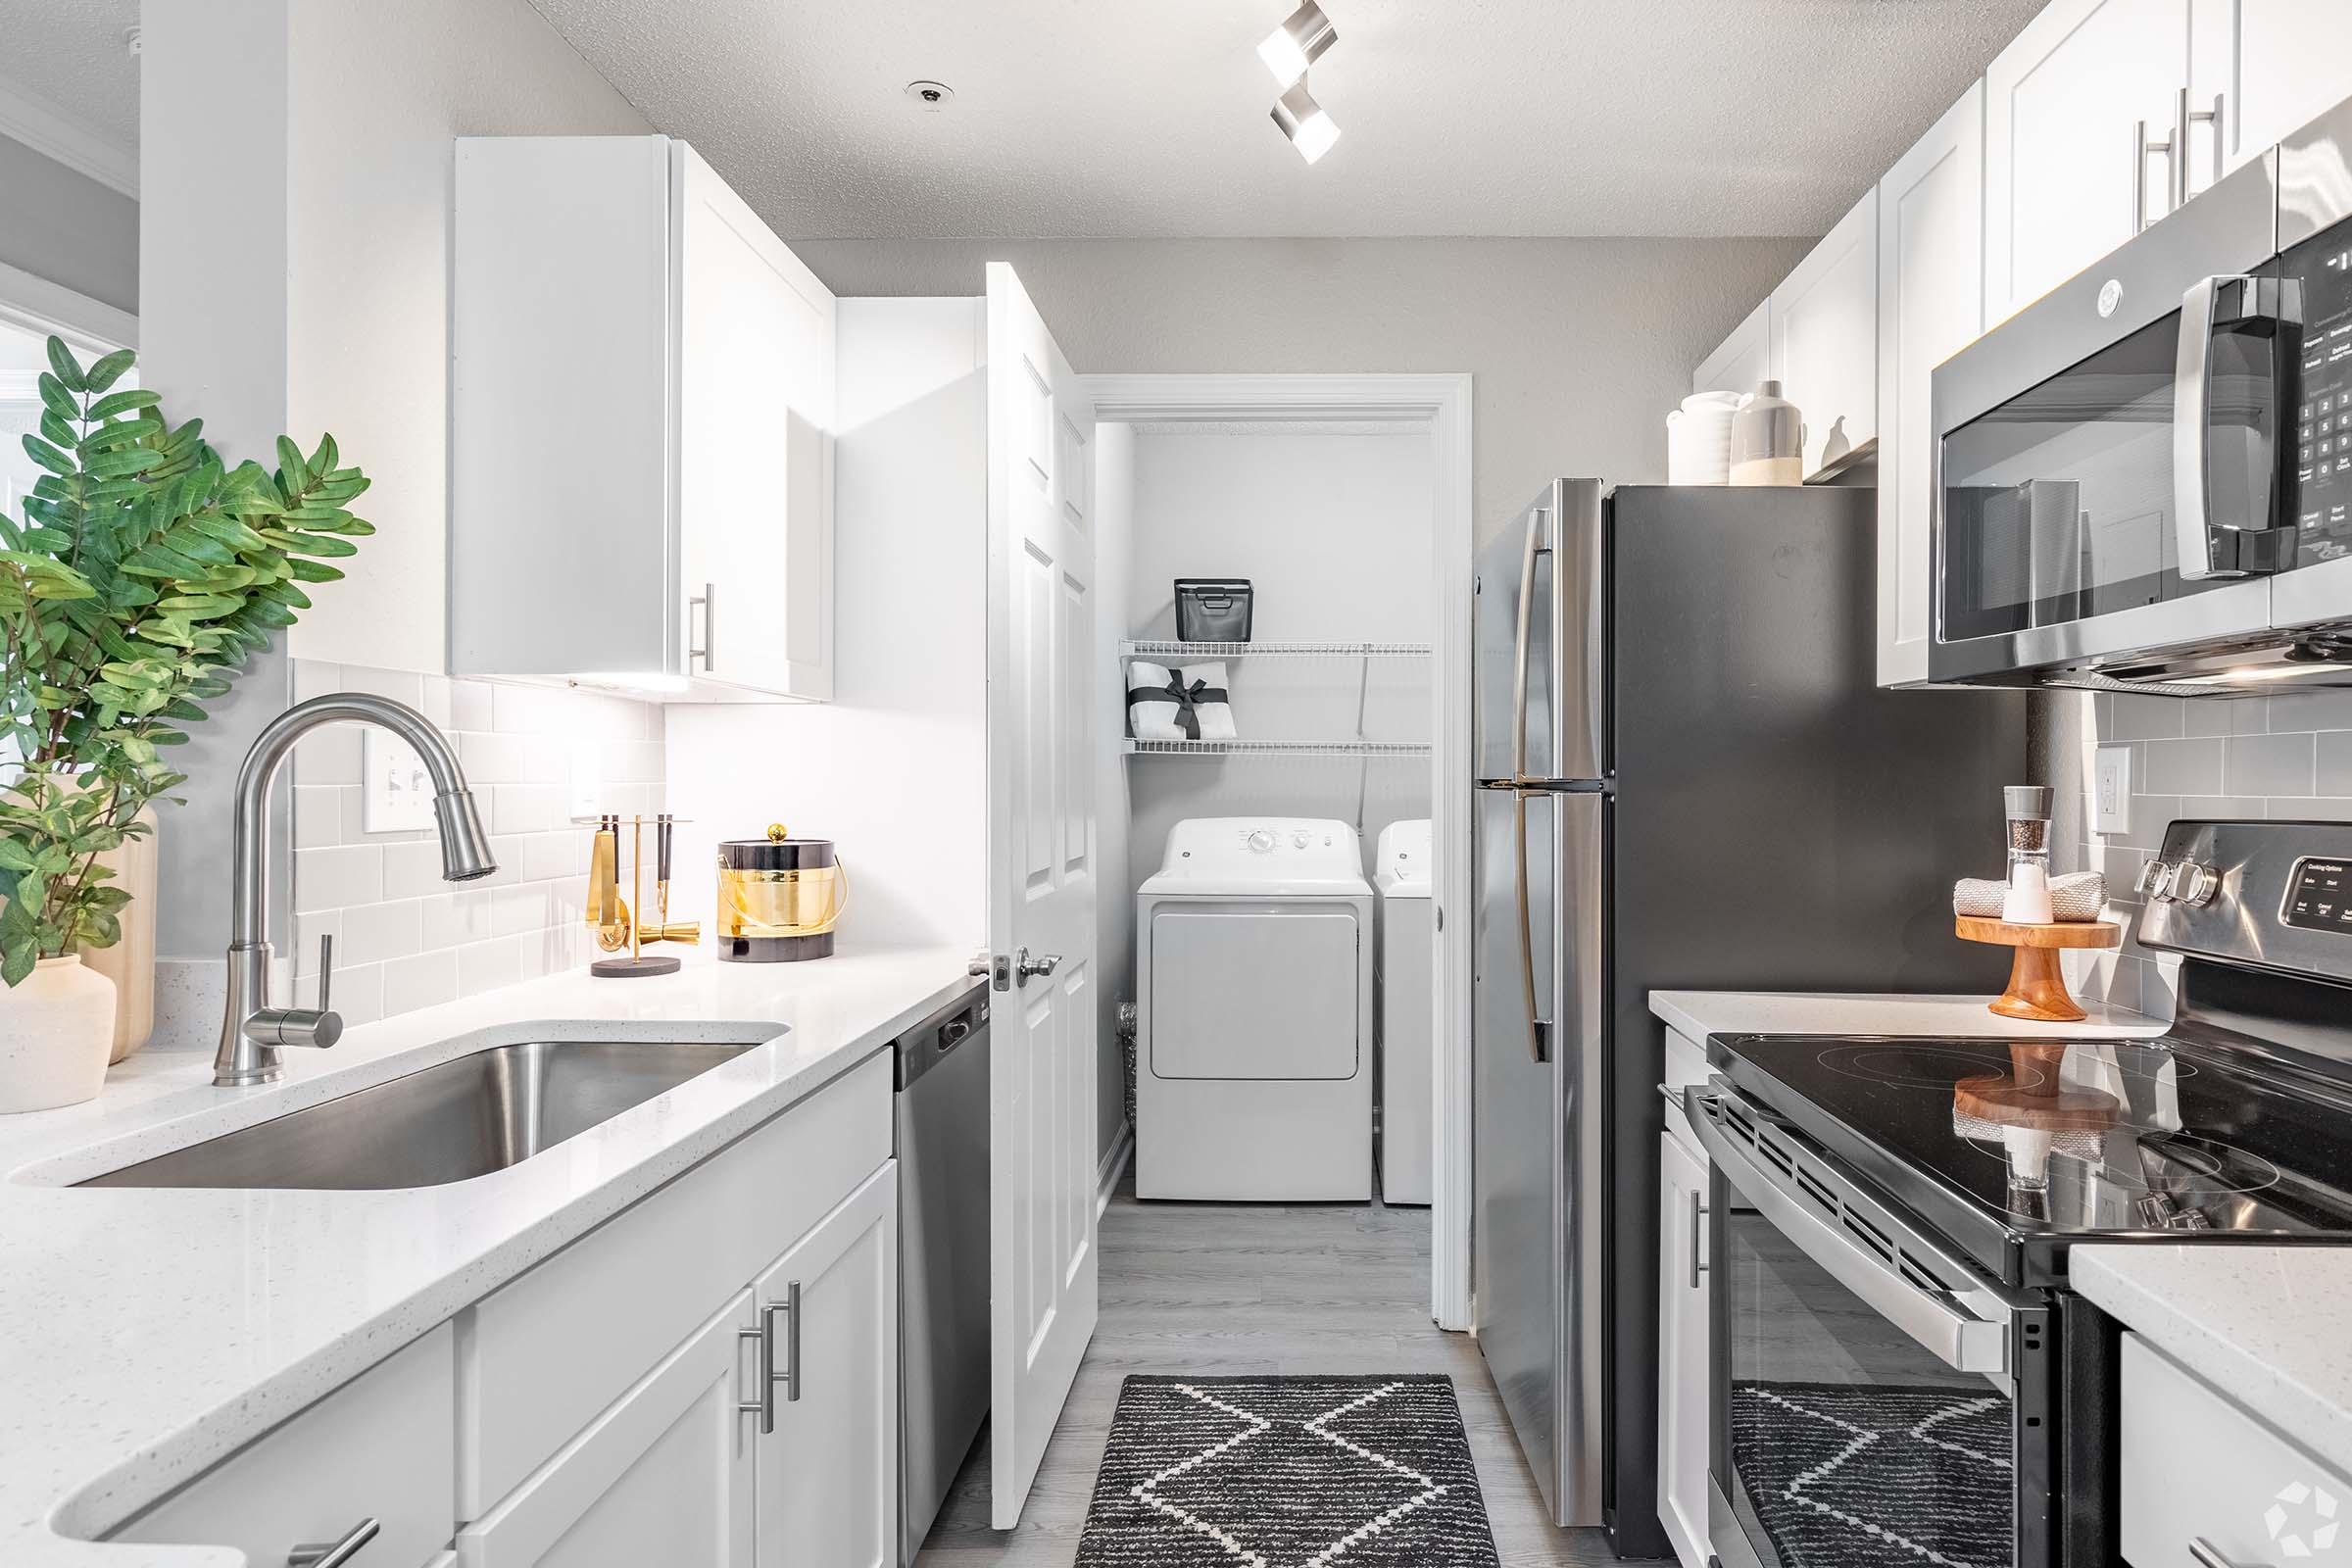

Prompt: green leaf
xmin=275 ymin=435 xmax=313 ymax=491
xmin=84 ymin=389 xmax=160 ymax=421
xmin=1 ymin=938 xmax=34 ymax=989
xmin=21 ymin=435 xmax=74 ymax=477
xmin=0 ymin=841 xmax=32 ymax=873
xmin=43 ymin=336 xmax=86 ymax=394
xmin=83 ymin=349 xmax=135 ymax=394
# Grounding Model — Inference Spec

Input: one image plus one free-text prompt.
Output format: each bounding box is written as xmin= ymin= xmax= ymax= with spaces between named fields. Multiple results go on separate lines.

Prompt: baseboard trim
xmin=1096 ymin=1120 xmax=1134 ymax=1216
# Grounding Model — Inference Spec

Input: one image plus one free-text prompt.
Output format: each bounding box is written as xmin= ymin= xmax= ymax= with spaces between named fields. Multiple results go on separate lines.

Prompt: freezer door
xmin=1473 ymin=783 xmax=1605 ymax=1527
xmin=1474 ymin=480 xmax=1605 ymax=784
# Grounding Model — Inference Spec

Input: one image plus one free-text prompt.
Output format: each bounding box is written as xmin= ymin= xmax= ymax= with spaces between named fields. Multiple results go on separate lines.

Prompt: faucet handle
xmin=239 ymin=934 xmax=344 ymax=1052
xmin=317 ymin=933 xmax=333 ymax=1015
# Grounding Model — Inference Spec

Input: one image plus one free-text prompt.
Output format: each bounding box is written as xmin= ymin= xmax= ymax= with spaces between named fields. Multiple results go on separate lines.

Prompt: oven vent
xmin=1838 ymin=1206 xmax=1895 ymax=1264
xmin=1793 ymin=1164 xmax=1838 ymax=1213
xmin=1754 ymin=1125 xmax=1796 ymax=1178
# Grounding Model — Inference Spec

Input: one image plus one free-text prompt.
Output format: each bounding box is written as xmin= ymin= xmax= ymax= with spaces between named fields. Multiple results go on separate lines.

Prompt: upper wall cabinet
xmin=2196 ymin=0 xmax=2352 ymax=173
xmin=1876 ymin=85 xmax=1985 ymax=688
xmin=1692 ymin=299 xmax=1771 ymax=400
xmin=1984 ymin=0 xmax=2191 ymax=326
xmin=452 ymin=136 xmax=836 ymax=703
xmin=1769 ymin=189 xmax=1879 ymax=478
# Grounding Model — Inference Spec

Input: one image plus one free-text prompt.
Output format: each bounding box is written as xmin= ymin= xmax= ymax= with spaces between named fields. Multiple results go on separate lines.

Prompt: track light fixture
xmin=1257 ymin=0 xmax=1339 ymax=89
xmin=1270 ymin=79 xmax=1342 ymax=165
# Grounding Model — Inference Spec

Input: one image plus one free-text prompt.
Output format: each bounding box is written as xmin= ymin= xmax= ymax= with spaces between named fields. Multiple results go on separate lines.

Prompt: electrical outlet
xmin=362 ymin=728 xmax=436 ymax=834
xmin=2092 ymin=744 xmax=2132 ymax=835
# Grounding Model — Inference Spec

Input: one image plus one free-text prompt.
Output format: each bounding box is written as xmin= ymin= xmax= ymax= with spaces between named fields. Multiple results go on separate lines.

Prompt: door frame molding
xmin=1078 ymin=370 xmax=1476 ymax=1330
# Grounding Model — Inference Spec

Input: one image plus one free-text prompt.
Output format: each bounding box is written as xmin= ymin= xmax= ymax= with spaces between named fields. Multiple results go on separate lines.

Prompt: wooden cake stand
xmin=1955 ymin=915 xmax=2123 ymax=1023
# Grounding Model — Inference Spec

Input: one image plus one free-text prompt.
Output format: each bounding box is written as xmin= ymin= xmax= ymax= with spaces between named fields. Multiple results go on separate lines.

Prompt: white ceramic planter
xmin=0 ymin=955 xmax=118 ymax=1114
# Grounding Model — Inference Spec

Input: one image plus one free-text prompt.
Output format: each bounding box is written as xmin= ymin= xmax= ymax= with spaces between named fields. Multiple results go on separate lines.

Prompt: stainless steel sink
xmin=78 ymin=1040 xmax=759 ymax=1191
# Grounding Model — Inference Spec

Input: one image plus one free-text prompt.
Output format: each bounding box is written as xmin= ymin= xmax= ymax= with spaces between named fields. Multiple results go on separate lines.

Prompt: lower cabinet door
xmin=457 ymin=1291 xmax=757 ymax=1568
xmin=757 ymin=1161 xmax=900 ymax=1568
xmin=1656 ymin=1131 xmax=1712 ymax=1568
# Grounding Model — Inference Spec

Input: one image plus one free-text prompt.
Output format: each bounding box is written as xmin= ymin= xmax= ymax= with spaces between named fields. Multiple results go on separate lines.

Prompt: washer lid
xmin=1375 ymin=818 xmax=1434 ymax=898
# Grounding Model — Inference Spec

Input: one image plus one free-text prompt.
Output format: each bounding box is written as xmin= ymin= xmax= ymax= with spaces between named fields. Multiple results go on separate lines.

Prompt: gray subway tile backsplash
xmin=2223 ymin=731 xmax=2316 ymax=797
xmin=2141 ymin=737 xmax=2225 ymax=796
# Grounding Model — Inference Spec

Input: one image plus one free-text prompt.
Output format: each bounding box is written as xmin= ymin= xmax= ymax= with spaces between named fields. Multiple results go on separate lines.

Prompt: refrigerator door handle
xmin=1511 ymin=506 xmax=1546 ymax=782
xmin=1515 ymin=788 xmax=1550 ymax=1065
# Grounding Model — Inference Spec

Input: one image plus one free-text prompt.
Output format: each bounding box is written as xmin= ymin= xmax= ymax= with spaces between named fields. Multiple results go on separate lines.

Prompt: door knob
xmin=1015 ymin=950 xmax=1062 ymax=985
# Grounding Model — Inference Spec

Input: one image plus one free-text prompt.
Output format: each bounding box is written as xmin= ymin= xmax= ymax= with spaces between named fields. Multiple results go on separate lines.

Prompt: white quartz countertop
xmin=0 ymin=944 xmax=979 ymax=1566
xmin=1650 ymin=989 xmax=2166 ymax=1045
xmin=2072 ymin=1246 xmax=2352 ymax=1477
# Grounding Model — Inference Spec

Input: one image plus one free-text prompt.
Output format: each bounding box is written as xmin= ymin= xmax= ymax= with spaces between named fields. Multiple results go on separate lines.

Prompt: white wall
xmin=1092 ymin=422 xmax=1136 ymax=1155
xmin=662 ymin=298 xmax=990 ymax=951
xmin=1121 ymin=422 xmax=1436 ymax=881
xmin=790 ymin=237 xmax=1811 ymax=552
xmin=139 ymin=0 xmax=652 ymax=1025
xmin=0 ymin=130 xmax=136 ymax=316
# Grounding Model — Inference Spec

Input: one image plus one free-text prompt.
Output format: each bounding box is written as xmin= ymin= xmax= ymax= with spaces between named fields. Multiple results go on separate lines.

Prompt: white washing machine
xmin=1135 ymin=816 xmax=1374 ymax=1201
xmin=1375 ymin=819 xmax=1434 ymax=1205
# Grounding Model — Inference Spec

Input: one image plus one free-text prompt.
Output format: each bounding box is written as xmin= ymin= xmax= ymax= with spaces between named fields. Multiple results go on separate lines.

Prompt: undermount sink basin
xmin=78 ymin=1039 xmax=760 ymax=1191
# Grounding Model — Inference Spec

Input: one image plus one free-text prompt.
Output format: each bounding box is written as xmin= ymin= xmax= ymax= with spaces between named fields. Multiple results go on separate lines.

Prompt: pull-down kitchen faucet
xmin=214 ymin=693 xmax=497 ymax=1087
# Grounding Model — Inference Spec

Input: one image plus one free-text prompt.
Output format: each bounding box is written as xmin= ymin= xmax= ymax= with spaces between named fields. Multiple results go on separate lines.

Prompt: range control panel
xmin=2284 ymin=858 xmax=2352 ymax=935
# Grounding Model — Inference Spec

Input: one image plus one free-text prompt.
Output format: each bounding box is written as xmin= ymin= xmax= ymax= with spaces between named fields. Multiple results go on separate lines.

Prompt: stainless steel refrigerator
xmin=1471 ymin=479 xmax=2024 ymax=1554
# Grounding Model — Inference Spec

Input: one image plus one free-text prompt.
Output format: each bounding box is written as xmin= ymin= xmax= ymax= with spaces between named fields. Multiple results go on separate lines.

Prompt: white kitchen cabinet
xmin=113 ymin=1324 xmax=456 ymax=1567
xmin=1655 ymin=1129 xmax=1711 ymax=1568
xmin=457 ymin=1294 xmax=757 ymax=1568
xmin=452 ymin=134 xmax=835 ymax=703
xmin=1692 ymin=298 xmax=1771 ymax=401
xmin=1769 ymin=189 xmax=1879 ymax=479
xmin=2119 ymin=1333 xmax=2352 ymax=1567
xmin=2194 ymin=0 xmax=2352 ymax=174
xmin=1876 ymin=85 xmax=1985 ymax=688
xmin=756 ymin=1163 xmax=899 ymax=1568
xmin=1984 ymin=0 xmax=2191 ymax=326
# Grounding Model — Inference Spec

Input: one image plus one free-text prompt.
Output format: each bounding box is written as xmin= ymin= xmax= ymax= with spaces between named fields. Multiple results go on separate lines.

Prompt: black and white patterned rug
xmin=1076 ymin=1374 xmax=1501 ymax=1566
xmin=1729 ymin=1380 xmax=2014 ymax=1568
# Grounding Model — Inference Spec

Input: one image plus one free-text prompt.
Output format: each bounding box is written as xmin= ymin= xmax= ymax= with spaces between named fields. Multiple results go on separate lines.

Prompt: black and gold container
xmin=716 ymin=825 xmax=849 ymax=961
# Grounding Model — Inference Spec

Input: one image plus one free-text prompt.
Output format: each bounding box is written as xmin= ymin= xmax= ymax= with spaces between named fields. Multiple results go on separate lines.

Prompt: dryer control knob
xmin=1247 ymin=829 xmax=1276 ymax=853
xmin=1292 ymin=830 xmax=1310 ymax=848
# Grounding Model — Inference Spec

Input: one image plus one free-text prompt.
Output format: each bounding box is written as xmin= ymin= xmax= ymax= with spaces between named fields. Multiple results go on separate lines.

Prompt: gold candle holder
xmin=582 ymin=812 xmax=700 ymax=979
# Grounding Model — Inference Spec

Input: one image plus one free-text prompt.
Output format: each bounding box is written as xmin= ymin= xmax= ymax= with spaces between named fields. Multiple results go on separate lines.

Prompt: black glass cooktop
xmin=1706 ymin=1033 xmax=2352 ymax=1285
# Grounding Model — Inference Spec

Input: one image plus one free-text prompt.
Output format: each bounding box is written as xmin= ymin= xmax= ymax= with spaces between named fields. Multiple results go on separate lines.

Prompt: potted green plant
xmin=0 ymin=336 xmax=371 ymax=1111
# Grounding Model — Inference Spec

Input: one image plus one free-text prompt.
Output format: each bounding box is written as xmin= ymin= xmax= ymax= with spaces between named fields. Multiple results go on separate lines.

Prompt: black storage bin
xmin=1173 ymin=579 xmax=1253 ymax=644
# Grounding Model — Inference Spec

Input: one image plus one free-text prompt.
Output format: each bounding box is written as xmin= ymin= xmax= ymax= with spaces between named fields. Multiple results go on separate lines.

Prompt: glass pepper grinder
xmin=2002 ymin=784 xmax=2055 ymax=924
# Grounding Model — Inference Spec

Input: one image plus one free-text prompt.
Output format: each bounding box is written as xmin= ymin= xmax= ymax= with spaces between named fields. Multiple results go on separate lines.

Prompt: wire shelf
xmin=1119 ymin=639 xmax=1433 ymax=660
xmin=1122 ymin=738 xmax=1432 ymax=759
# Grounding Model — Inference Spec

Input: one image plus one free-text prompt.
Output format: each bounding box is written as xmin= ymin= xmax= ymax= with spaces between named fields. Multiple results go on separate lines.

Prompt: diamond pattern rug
xmin=1729 ymin=1380 xmax=2014 ymax=1568
xmin=1076 ymin=1374 xmax=1501 ymax=1567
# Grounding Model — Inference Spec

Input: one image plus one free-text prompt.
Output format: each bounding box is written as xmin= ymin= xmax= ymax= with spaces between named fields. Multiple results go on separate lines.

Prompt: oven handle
xmin=1690 ymin=1088 xmax=2011 ymax=1378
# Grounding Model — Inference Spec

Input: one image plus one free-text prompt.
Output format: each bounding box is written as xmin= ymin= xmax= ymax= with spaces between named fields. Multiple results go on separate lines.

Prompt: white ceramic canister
xmin=0 ymin=955 xmax=119 ymax=1113
xmin=1729 ymin=380 xmax=1805 ymax=487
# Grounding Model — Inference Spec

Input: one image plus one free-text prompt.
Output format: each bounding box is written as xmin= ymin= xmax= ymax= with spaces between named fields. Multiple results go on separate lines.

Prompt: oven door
xmin=1691 ymin=1087 xmax=2057 ymax=1568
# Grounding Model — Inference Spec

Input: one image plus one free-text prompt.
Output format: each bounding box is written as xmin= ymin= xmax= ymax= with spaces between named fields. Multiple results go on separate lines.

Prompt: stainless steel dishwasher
xmin=896 ymin=982 xmax=991 ymax=1563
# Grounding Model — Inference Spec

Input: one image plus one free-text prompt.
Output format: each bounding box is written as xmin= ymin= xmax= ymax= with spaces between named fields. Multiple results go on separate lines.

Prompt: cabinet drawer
xmin=459 ymin=1049 xmax=892 ymax=1517
xmin=114 ymin=1323 xmax=455 ymax=1568
xmin=2120 ymin=1333 xmax=2351 ymax=1566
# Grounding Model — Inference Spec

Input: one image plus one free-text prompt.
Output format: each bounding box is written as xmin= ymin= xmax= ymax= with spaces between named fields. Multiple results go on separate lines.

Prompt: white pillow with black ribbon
xmin=1125 ymin=659 xmax=1237 ymax=741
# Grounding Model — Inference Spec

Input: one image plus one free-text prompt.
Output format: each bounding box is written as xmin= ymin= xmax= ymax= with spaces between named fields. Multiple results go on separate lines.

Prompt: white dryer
xmin=1135 ymin=816 xmax=1374 ymax=1201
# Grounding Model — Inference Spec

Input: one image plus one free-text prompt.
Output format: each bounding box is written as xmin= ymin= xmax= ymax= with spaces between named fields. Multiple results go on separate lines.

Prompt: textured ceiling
xmin=0 ymin=0 xmax=139 ymax=152
xmin=523 ymin=0 xmax=2044 ymax=239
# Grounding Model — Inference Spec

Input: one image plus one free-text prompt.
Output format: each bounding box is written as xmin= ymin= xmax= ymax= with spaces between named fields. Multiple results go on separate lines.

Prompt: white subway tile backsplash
xmin=2225 ymin=732 xmax=2315 ymax=797
xmin=288 ymin=662 xmax=665 ymax=1024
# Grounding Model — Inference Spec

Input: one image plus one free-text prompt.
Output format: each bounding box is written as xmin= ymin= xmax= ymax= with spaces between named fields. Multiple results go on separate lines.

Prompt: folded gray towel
xmin=1953 ymin=872 xmax=2106 ymax=921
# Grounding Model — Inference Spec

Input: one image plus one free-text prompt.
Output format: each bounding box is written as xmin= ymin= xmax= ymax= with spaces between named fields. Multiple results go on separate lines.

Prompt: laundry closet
xmin=1090 ymin=417 xmax=1444 ymax=1207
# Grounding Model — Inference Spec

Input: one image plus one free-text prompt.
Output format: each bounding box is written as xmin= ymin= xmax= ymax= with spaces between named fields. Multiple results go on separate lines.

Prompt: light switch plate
xmin=363 ymin=728 xmax=436 ymax=834
xmin=2092 ymin=744 xmax=2132 ymax=835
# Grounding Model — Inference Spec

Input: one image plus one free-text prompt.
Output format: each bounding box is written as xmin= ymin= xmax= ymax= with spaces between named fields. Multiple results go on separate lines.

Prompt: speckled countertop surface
xmin=0 ymin=944 xmax=977 ymax=1566
xmin=2073 ymin=1246 xmax=2352 ymax=1474
xmin=1649 ymin=990 xmax=2165 ymax=1044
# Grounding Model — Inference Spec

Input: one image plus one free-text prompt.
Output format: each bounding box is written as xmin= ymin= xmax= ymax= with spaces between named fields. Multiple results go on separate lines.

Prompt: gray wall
xmin=792 ymin=238 xmax=1812 ymax=550
xmin=0 ymin=132 xmax=136 ymax=315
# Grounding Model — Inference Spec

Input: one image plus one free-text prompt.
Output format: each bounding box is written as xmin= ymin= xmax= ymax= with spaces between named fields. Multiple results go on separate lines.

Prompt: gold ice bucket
xmin=715 ymin=825 xmax=849 ymax=961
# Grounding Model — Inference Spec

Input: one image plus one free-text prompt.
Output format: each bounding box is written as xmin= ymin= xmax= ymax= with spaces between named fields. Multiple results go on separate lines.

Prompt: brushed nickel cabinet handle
xmin=1689 ymin=1189 xmax=1709 ymax=1291
xmin=781 ymin=1279 xmax=803 ymax=1403
xmin=287 ymin=1517 xmax=378 ymax=1568
xmin=690 ymin=583 xmax=715 ymax=671
xmin=737 ymin=1286 xmax=801 ymax=1431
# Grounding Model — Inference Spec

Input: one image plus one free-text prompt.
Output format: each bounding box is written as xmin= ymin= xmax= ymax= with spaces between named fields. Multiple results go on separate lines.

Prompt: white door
xmin=2203 ymin=0 xmax=2352 ymax=173
xmin=983 ymin=261 xmax=1101 ymax=1529
xmin=676 ymin=142 xmax=837 ymax=700
xmin=1655 ymin=1132 xmax=1712 ymax=1568
xmin=1769 ymin=188 xmax=1879 ymax=478
xmin=457 ymin=1294 xmax=757 ymax=1568
xmin=1984 ymin=0 xmax=2190 ymax=326
xmin=756 ymin=1164 xmax=898 ymax=1568
xmin=1876 ymin=83 xmax=1985 ymax=688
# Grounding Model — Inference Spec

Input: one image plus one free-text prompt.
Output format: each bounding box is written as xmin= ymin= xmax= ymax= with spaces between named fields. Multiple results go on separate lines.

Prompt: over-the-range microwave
xmin=1932 ymin=90 xmax=2352 ymax=693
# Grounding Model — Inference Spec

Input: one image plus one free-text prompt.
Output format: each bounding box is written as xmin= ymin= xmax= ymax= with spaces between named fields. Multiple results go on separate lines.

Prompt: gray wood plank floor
xmin=914 ymin=1176 xmax=1619 ymax=1566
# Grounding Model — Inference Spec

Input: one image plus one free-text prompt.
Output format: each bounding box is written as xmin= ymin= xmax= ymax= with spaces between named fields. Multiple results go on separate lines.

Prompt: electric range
xmin=1685 ymin=819 xmax=2352 ymax=1568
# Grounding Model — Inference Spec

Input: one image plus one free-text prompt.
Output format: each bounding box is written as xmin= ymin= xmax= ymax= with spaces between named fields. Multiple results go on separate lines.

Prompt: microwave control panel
xmin=2288 ymin=235 xmax=2352 ymax=562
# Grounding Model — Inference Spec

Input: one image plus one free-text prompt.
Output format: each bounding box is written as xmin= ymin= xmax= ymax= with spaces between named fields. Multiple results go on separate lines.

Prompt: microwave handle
xmin=2174 ymin=273 xmax=2297 ymax=581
